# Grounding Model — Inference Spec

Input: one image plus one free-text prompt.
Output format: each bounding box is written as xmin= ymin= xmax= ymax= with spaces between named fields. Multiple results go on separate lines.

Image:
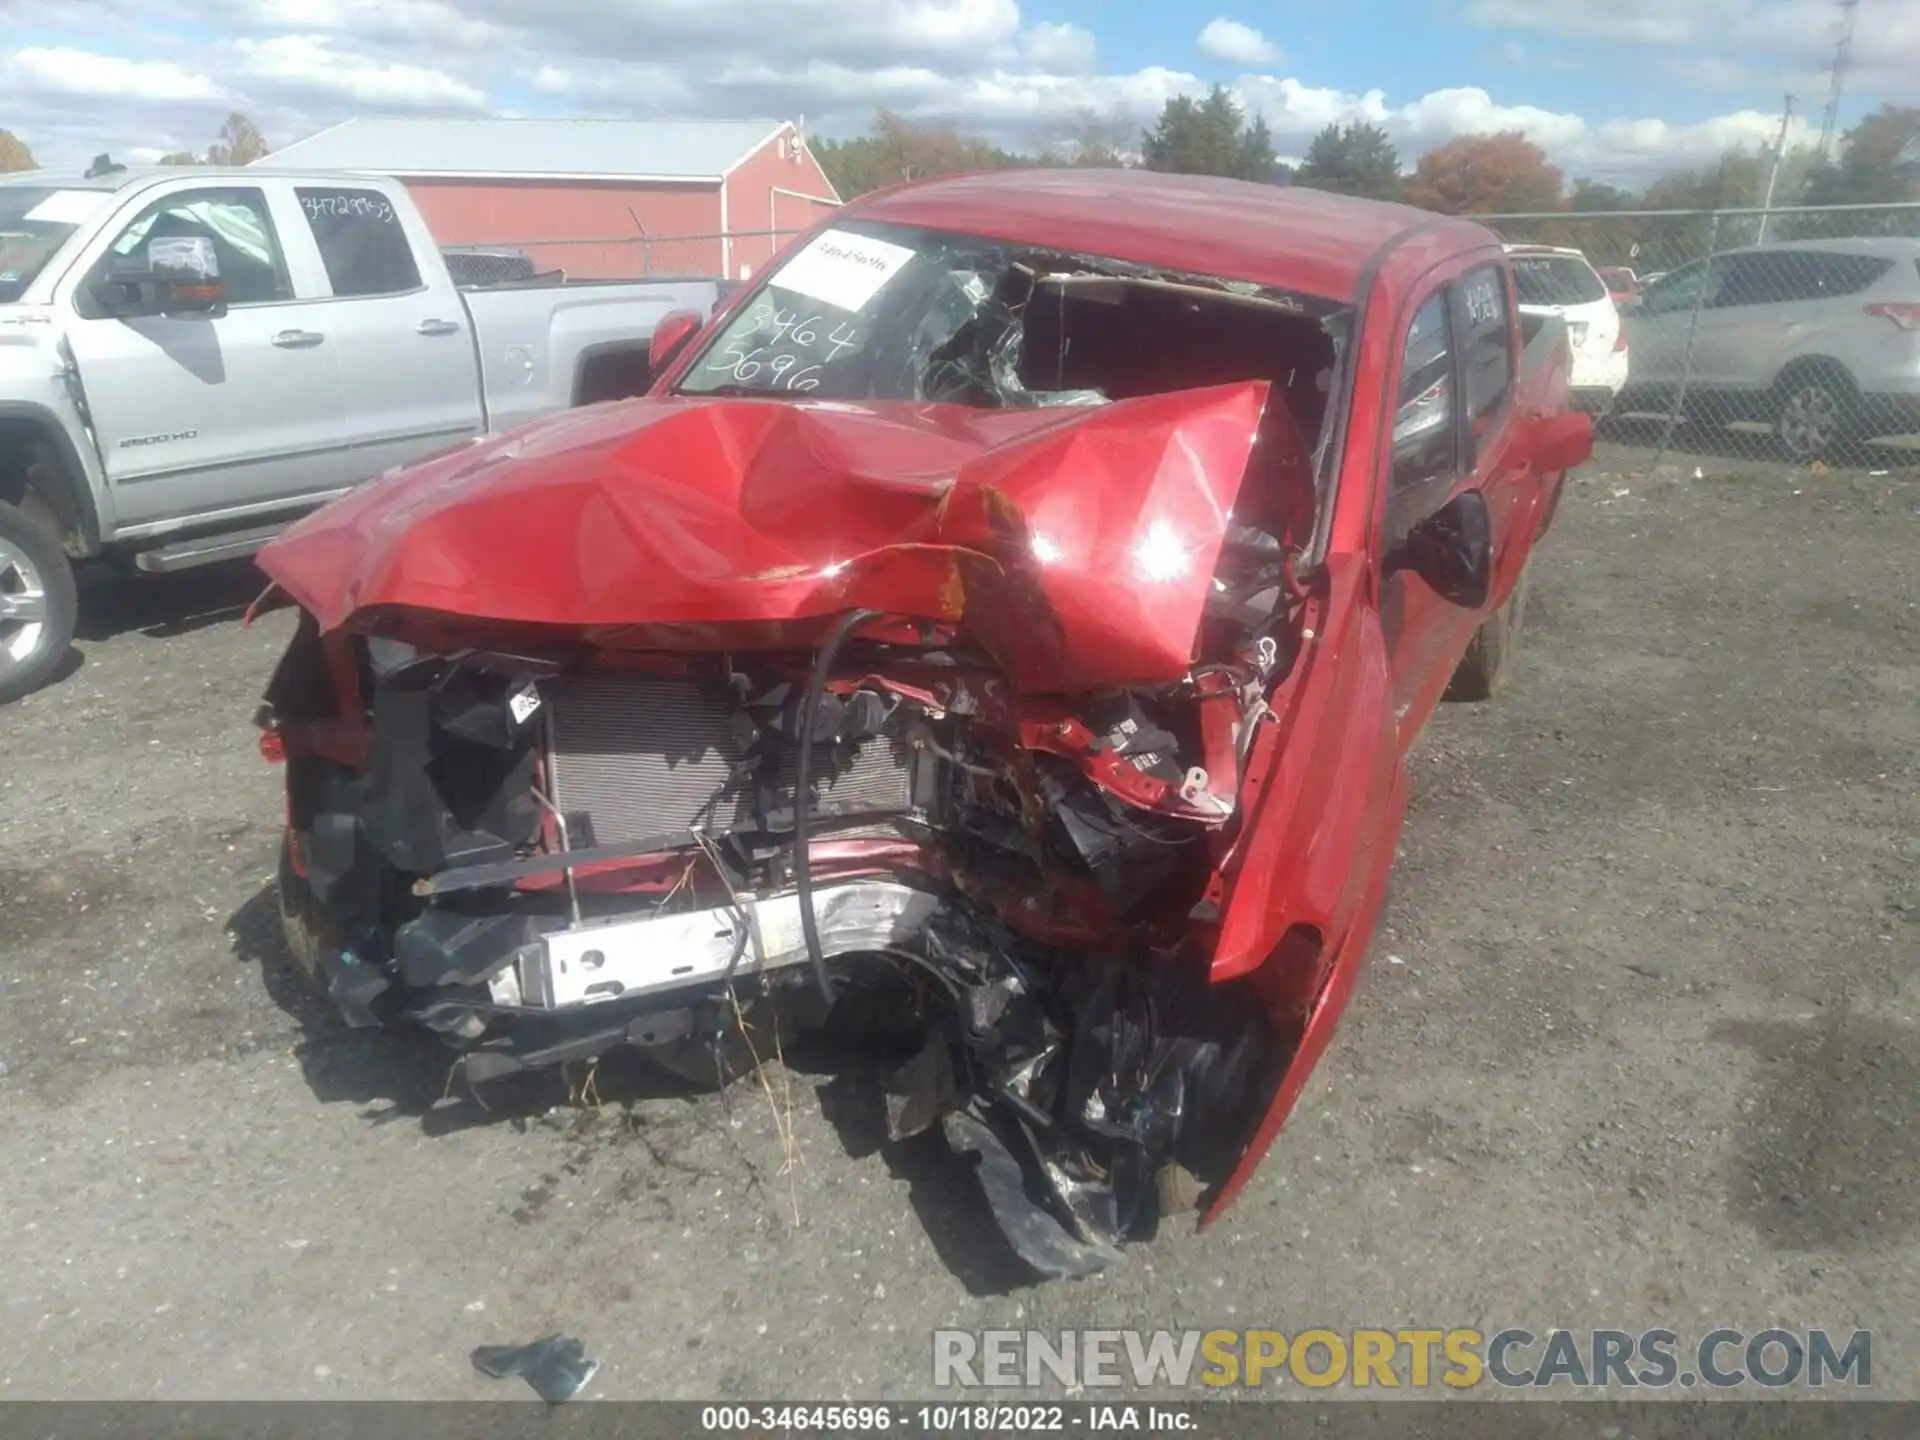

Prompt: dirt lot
xmin=0 ymin=443 xmax=1914 ymax=1400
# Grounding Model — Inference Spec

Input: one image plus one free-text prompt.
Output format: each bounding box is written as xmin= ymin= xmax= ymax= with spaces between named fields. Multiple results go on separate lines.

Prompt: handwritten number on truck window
xmin=1464 ymin=275 xmax=1502 ymax=327
xmin=702 ymin=301 xmax=862 ymax=389
xmin=295 ymin=186 xmax=421 ymax=298
xmin=298 ymin=193 xmax=396 ymax=225
xmin=824 ymin=322 xmax=859 ymax=360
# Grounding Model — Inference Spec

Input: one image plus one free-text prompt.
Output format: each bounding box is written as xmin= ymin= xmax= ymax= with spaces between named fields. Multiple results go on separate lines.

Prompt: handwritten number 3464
xmin=704 ymin=306 xmax=859 ymax=390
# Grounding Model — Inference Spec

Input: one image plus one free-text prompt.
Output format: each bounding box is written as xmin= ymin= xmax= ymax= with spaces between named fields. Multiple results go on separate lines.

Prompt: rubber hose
xmin=793 ymin=607 xmax=882 ymax=1006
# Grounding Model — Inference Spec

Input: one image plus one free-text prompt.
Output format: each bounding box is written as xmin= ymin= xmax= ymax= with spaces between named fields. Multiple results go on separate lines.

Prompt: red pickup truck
xmin=253 ymin=169 xmax=1591 ymax=1277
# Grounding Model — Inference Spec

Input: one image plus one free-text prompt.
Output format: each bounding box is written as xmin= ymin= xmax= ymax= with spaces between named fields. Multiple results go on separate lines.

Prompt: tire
xmin=1773 ymin=363 xmax=1862 ymax=462
xmin=1445 ymin=561 xmax=1530 ymax=703
xmin=277 ymin=831 xmax=324 ymax=980
xmin=0 ymin=498 xmax=78 ymax=706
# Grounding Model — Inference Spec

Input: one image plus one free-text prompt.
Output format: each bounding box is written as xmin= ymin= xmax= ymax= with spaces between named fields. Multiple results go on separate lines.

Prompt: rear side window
xmin=1390 ymin=292 xmax=1456 ymax=495
xmin=1458 ymin=264 xmax=1511 ymax=431
xmin=1810 ymin=253 xmax=1895 ymax=296
xmin=1511 ymin=254 xmax=1607 ymax=306
xmin=1712 ymin=251 xmax=1895 ymax=307
xmin=296 ymin=187 xmax=422 ymax=298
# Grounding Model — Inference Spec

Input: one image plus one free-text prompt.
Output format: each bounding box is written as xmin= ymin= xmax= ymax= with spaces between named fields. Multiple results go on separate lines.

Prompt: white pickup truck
xmin=0 ymin=166 xmax=721 ymax=702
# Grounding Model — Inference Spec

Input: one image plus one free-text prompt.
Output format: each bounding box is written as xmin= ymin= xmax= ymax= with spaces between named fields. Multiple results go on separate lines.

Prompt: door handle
xmin=416 ymin=318 xmax=462 ymax=337
xmin=272 ymin=329 xmax=325 ymax=349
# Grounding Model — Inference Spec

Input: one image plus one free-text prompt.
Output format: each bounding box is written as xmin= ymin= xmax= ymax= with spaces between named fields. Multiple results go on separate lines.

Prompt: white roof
xmin=263 ymin=117 xmax=793 ymax=183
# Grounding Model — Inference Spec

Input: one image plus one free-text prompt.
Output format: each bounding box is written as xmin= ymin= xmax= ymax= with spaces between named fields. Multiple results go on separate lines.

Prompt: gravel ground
xmin=0 ymin=443 xmax=1914 ymax=1400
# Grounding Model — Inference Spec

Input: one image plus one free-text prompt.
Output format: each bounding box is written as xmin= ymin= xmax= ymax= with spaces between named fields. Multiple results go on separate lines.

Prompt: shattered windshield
xmin=676 ymin=219 xmax=1350 ymax=414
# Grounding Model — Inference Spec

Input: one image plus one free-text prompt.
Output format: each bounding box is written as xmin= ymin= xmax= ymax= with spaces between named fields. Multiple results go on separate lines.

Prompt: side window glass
xmin=295 ymin=188 xmax=422 ymax=298
xmin=1391 ymin=292 xmax=1457 ymax=494
xmin=1811 ymin=253 xmax=1894 ymax=297
xmin=1640 ymin=262 xmax=1704 ymax=316
xmin=1458 ymin=264 xmax=1511 ymax=437
xmin=1702 ymin=255 xmax=1772 ymax=309
xmin=1716 ymin=255 xmax=1799 ymax=307
xmin=100 ymin=187 xmax=291 ymax=307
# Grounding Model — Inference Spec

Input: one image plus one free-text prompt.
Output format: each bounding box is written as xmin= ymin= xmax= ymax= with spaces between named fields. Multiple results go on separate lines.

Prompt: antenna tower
xmin=1816 ymin=0 xmax=1860 ymax=162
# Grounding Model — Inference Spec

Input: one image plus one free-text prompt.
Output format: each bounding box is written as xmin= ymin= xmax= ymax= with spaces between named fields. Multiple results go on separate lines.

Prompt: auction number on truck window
xmin=298 ymin=192 xmax=397 ymax=224
xmin=1464 ymin=272 xmax=1503 ymax=327
xmin=704 ymin=299 xmax=863 ymax=391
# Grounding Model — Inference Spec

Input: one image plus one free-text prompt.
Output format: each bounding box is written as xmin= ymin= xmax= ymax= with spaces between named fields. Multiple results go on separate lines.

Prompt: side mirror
xmin=1531 ymin=410 xmax=1593 ymax=475
xmin=1395 ymin=488 xmax=1493 ymax=609
xmin=100 ymin=235 xmax=225 ymax=317
xmin=649 ymin=309 xmax=705 ymax=377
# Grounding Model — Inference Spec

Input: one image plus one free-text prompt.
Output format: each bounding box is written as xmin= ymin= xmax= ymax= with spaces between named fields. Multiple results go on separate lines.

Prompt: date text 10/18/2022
xmin=700 ymin=1406 xmax=1196 ymax=1432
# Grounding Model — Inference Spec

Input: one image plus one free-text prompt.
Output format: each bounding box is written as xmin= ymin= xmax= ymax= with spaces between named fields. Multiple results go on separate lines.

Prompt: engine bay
xmin=259 ymin=562 xmax=1307 ymax=1277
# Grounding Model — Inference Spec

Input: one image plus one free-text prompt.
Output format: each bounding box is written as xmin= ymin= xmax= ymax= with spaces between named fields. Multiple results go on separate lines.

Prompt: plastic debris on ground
xmin=471 ymin=1333 xmax=600 ymax=1403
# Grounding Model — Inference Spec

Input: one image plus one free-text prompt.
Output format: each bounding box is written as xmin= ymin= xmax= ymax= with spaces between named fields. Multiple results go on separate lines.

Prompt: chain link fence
xmin=1469 ymin=203 xmax=1920 ymax=477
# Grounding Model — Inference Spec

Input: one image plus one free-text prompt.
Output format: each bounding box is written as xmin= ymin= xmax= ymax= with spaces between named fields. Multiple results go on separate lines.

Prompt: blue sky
xmin=2 ymin=0 xmax=1913 ymax=179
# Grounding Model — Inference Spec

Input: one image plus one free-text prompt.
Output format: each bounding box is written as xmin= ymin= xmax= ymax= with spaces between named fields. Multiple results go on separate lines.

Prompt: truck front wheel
xmin=0 ymin=498 xmax=78 ymax=705
xmin=1445 ymin=559 xmax=1530 ymax=703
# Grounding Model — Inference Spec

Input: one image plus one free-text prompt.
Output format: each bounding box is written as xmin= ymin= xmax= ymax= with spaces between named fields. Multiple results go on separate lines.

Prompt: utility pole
xmin=1758 ymin=93 xmax=1795 ymax=242
xmin=1816 ymin=0 xmax=1859 ymax=163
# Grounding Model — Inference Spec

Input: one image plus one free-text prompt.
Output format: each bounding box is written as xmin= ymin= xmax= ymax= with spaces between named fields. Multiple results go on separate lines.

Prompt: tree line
xmin=811 ymin=92 xmax=1920 ymax=245
xmin=0 ymin=113 xmax=272 ymax=176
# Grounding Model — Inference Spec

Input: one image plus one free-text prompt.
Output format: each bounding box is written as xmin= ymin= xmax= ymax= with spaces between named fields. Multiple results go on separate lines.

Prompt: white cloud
xmin=1196 ymin=18 xmax=1279 ymax=67
xmin=0 ymin=0 xmax=1903 ymax=187
xmin=232 ymin=35 xmax=486 ymax=108
xmin=243 ymin=0 xmax=507 ymax=49
xmin=1234 ymin=75 xmax=1816 ymax=179
xmin=5 ymin=47 xmax=221 ymax=103
xmin=1021 ymin=21 xmax=1097 ymax=75
xmin=455 ymin=0 xmax=1025 ymax=70
xmin=1464 ymin=0 xmax=1918 ymax=101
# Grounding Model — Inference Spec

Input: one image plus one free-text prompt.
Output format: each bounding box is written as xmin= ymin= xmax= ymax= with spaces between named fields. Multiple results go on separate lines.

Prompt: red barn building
xmin=267 ymin=117 xmax=840 ymax=280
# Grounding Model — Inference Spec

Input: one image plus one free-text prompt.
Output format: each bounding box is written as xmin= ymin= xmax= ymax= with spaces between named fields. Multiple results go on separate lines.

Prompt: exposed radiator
xmin=546 ymin=672 xmax=926 ymax=847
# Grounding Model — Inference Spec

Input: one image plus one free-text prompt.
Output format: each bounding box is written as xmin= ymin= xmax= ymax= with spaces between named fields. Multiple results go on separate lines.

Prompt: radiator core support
xmin=545 ymin=671 xmax=927 ymax=846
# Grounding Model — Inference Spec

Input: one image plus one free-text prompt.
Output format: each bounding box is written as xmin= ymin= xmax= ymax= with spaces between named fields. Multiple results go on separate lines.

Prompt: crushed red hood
xmin=257 ymin=382 xmax=1271 ymax=694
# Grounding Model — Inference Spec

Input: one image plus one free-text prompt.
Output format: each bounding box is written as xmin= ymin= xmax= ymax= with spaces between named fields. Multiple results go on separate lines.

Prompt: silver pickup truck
xmin=0 ymin=166 xmax=720 ymax=702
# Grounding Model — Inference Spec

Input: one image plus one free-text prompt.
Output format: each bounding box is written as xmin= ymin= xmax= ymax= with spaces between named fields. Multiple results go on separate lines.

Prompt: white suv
xmin=1504 ymin=244 xmax=1628 ymax=414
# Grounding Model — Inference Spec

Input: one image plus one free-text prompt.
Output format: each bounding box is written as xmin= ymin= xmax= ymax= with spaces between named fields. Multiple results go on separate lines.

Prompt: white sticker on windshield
xmin=23 ymin=190 xmax=112 ymax=226
xmin=771 ymin=228 xmax=917 ymax=314
xmin=508 ymin=683 xmax=542 ymax=726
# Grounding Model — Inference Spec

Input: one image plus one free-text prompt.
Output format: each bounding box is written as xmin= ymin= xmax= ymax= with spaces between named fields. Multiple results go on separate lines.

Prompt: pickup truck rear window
xmin=296 ymin=188 xmax=422 ymax=298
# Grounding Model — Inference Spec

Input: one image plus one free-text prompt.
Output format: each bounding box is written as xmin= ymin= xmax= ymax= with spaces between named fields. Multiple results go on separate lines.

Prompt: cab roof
xmin=847 ymin=168 xmax=1492 ymax=306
